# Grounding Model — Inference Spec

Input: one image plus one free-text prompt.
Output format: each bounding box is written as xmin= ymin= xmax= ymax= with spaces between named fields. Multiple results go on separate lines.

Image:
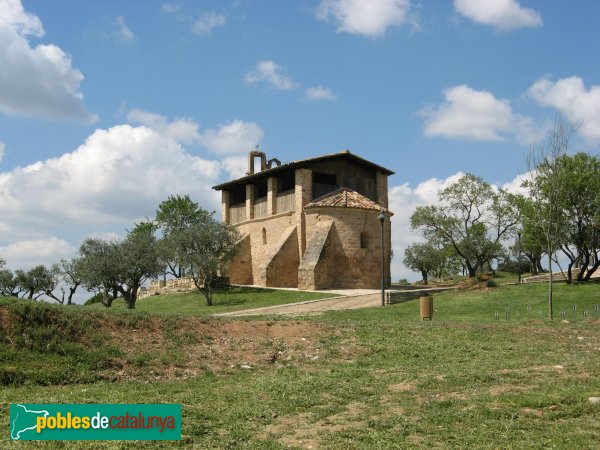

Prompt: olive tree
xmin=155 ymin=195 xmax=213 ymax=278
xmin=0 ymin=268 xmax=22 ymax=297
xmin=78 ymin=238 xmax=121 ymax=307
xmin=411 ymin=174 xmax=520 ymax=278
xmin=173 ymin=214 xmax=239 ymax=306
xmin=78 ymin=222 xmax=163 ymax=309
xmin=14 ymin=265 xmax=58 ymax=300
xmin=553 ymin=153 xmax=600 ymax=282
xmin=57 ymin=258 xmax=83 ymax=305
xmin=403 ymin=243 xmax=448 ymax=284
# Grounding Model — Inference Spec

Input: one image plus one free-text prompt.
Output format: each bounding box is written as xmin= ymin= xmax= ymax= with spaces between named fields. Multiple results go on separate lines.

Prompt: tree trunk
xmin=548 ymin=253 xmax=553 ymax=321
xmin=421 ymin=271 xmax=428 ymax=285
xmin=566 ymin=261 xmax=574 ymax=284
xmin=120 ymin=285 xmax=138 ymax=309
xmin=577 ymin=252 xmax=590 ymax=281
xmin=584 ymin=262 xmax=600 ymax=281
xmin=467 ymin=266 xmax=477 ymax=278
xmin=536 ymin=259 xmax=544 ymax=274
xmin=203 ymin=275 xmax=213 ymax=306
xmin=101 ymin=286 xmax=118 ymax=307
xmin=66 ymin=284 xmax=79 ymax=305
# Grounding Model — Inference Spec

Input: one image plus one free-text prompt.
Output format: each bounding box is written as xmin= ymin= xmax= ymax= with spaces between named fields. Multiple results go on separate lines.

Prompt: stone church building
xmin=213 ymin=150 xmax=393 ymax=290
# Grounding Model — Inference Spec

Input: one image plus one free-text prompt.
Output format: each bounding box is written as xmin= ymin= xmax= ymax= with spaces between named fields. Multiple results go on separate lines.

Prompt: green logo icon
xmin=9 ymin=404 xmax=181 ymax=441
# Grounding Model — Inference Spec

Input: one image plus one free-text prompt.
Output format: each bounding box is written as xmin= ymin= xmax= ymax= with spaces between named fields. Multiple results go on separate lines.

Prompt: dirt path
xmin=216 ymin=293 xmax=383 ymax=317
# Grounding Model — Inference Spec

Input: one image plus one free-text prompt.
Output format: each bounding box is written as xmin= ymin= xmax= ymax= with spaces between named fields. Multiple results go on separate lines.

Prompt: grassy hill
xmin=1 ymin=281 xmax=599 ymax=448
xmin=393 ymin=278 xmax=600 ymax=323
xmin=86 ymin=286 xmax=336 ymax=315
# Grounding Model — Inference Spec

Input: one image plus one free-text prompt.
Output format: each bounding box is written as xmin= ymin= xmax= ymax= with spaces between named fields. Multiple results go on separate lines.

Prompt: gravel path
xmin=216 ymin=293 xmax=383 ymax=317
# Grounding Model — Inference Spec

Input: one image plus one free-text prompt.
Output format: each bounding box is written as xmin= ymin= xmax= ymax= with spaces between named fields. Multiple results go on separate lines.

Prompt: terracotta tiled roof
xmin=305 ymin=187 xmax=391 ymax=214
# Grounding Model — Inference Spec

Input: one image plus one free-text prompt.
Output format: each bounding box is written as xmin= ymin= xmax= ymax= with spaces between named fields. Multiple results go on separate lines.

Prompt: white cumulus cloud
xmin=0 ymin=0 xmax=97 ymax=122
xmin=221 ymin=155 xmax=248 ymax=180
xmin=305 ymin=86 xmax=337 ymax=101
xmin=0 ymin=125 xmax=222 ymax=243
xmin=501 ymin=171 xmax=530 ymax=196
xmin=126 ymin=109 xmax=201 ymax=145
xmin=454 ymin=0 xmax=542 ymax=31
xmin=316 ymin=0 xmax=416 ymax=38
xmin=192 ymin=11 xmax=226 ymax=35
xmin=245 ymin=60 xmax=299 ymax=91
xmin=420 ymin=85 xmax=536 ymax=143
xmin=198 ymin=120 xmax=264 ymax=155
xmin=527 ymin=76 xmax=600 ymax=145
xmin=0 ymin=237 xmax=75 ymax=269
xmin=126 ymin=109 xmax=263 ymax=154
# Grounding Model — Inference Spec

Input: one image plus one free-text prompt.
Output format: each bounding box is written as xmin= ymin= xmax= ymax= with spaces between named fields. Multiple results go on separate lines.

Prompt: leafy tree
xmin=78 ymin=238 xmax=121 ymax=307
xmin=117 ymin=222 xmax=163 ymax=308
xmin=173 ymin=213 xmax=239 ymax=305
xmin=58 ymin=258 xmax=83 ymax=305
xmin=78 ymin=222 xmax=163 ymax=309
xmin=514 ymin=199 xmax=546 ymax=276
xmin=14 ymin=265 xmax=57 ymax=300
xmin=155 ymin=195 xmax=212 ymax=278
xmin=525 ymin=117 xmax=576 ymax=320
xmin=0 ymin=268 xmax=22 ymax=297
xmin=553 ymin=153 xmax=600 ymax=282
xmin=403 ymin=242 xmax=449 ymax=284
xmin=410 ymin=174 xmax=520 ymax=278
xmin=40 ymin=263 xmax=67 ymax=304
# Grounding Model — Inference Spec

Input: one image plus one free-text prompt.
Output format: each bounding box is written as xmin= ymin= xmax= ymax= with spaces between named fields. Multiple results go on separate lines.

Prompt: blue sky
xmin=0 ymin=0 xmax=599 ymax=282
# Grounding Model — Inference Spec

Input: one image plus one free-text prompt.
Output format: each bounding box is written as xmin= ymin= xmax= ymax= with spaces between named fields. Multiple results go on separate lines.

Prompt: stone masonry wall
xmin=227 ymin=211 xmax=297 ymax=286
xmin=227 ymin=234 xmax=253 ymax=285
xmin=303 ymin=207 xmax=391 ymax=289
xmin=263 ymin=226 xmax=299 ymax=287
xmin=298 ymin=220 xmax=335 ymax=290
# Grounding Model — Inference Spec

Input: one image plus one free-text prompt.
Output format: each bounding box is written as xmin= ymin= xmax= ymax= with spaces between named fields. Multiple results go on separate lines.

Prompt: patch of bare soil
xmin=488 ymin=384 xmax=531 ymax=396
xmin=0 ymin=307 xmax=11 ymax=331
xmin=455 ymin=277 xmax=493 ymax=291
xmin=389 ymin=382 xmax=416 ymax=393
xmin=0 ymin=307 xmax=16 ymax=347
xmin=260 ymin=402 xmax=367 ymax=449
xmin=98 ymin=317 xmax=353 ymax=381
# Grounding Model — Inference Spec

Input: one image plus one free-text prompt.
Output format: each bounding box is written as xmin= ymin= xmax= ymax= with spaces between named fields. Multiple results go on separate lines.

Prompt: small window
xmin=255 ymin=180 xmax=268 ymax=199
xmin=262 ymin=228 xmax=267 ymax=245
xmin=313 ymin=172 xmax=338 ymax=199
xmin=360 ymin=232 xmax=368 ymax=249
xmin=229 ymin=185 xmax=246 ymax=206
xmin=277 ymin=171 xmax=295 ymax=192
xmin=313 ymin=172 xmax=337 ymax=185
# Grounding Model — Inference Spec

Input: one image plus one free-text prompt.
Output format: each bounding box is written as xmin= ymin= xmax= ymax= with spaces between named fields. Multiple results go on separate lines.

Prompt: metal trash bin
xmin=420 ymin=295 xmax=433 ymax=321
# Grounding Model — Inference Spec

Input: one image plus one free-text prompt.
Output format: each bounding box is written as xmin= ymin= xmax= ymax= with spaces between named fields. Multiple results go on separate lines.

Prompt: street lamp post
xmin=378 ymin=210 xmax=386 ymax=307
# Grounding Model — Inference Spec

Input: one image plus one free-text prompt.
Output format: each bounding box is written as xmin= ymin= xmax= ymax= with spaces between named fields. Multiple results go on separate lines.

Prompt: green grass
xmin=1 ymin=282 xmax=600 ymax=448
xmin=384 ymin=280 xmax=600 ymax=323
xmin=86 ymin=286 xmax=335 ymax=315
xmin=0 ymin=298 xmax=122 ymax=386
xmin=424 ymin=271 xmax=532 ymax=286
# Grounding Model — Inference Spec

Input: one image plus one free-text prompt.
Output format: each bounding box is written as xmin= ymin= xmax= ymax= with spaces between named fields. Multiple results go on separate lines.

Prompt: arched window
xmin=360 ymin=231 xmax=368 ymax=249
xmin=262 ymin=227 xmax=267 ymax=245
